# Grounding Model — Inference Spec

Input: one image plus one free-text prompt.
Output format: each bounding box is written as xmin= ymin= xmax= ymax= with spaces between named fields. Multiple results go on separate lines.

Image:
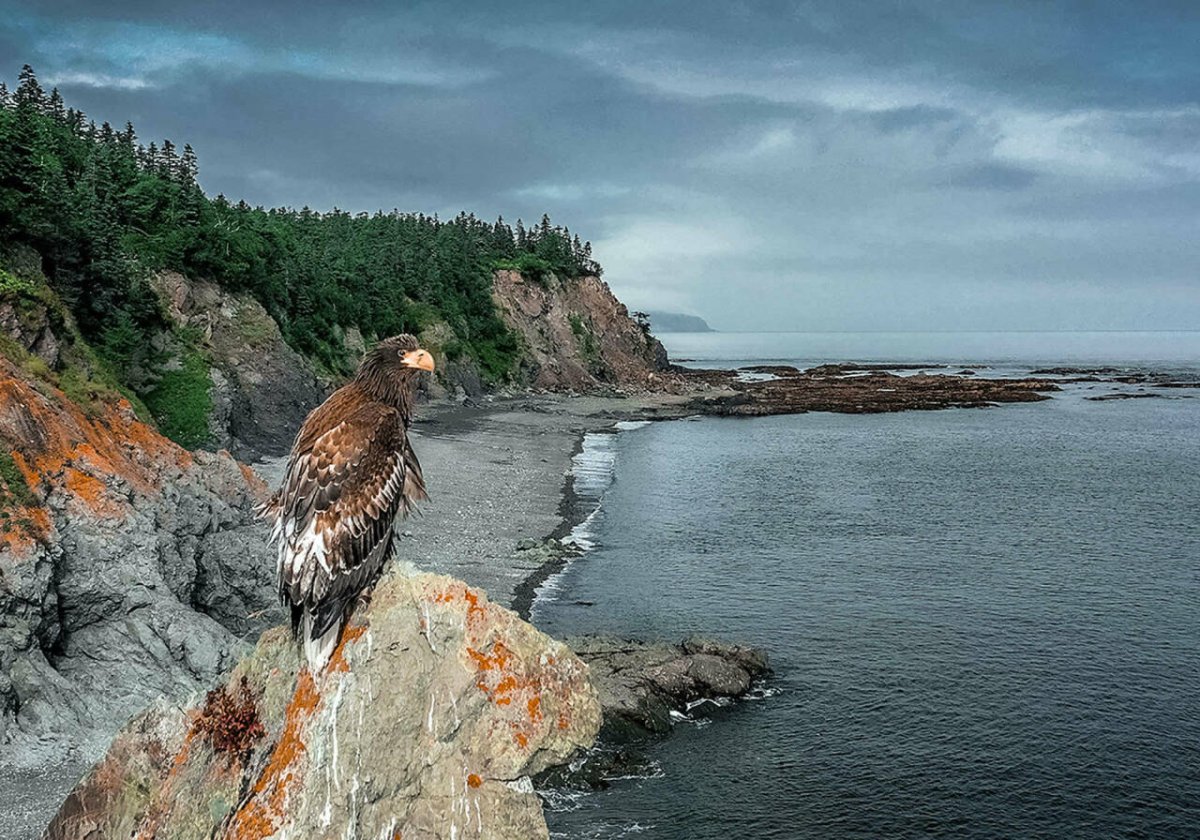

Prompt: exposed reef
xmin=683 ymin=364 xmax=1058 ymax=415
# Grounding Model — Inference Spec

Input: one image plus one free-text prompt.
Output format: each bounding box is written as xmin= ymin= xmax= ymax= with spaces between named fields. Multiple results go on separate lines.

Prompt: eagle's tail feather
xmin=302 ymin=611 xmax=342 ymax=673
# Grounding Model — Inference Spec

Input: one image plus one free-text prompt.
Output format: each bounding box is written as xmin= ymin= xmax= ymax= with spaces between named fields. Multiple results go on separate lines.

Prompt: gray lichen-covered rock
xmin=44 ymin=571 xmax=602 ymax=840
xmin=0 ymin=354 xmax=281 ymax=770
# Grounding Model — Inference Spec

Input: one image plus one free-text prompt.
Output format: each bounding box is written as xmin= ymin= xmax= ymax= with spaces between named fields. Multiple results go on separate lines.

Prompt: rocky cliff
xmin=492 ymin=270 xmax=669 ymax=392
xmin=150 ymin=271 xmax=329 ymax=461
xmin=145 ymin=267 xmax=672 ymax=454
xmin=0 ymin=275 xmax=280 ymax=769
xmin=44 ymin=571 xmax=601 ymax=840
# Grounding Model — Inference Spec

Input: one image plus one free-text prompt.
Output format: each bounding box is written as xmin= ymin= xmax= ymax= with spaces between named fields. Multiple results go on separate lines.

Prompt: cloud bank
xmin=3 ymin=1 xmax=1197 ymax=330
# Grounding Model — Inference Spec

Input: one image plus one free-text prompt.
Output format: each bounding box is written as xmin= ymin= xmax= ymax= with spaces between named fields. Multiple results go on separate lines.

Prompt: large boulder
xmin=44 ymin=571 xmax=601 ymax=840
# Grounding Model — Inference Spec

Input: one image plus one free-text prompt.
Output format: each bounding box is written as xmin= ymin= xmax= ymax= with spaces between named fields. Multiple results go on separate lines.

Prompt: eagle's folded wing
xmin=274 ymin=400 xmax=420 ymax=638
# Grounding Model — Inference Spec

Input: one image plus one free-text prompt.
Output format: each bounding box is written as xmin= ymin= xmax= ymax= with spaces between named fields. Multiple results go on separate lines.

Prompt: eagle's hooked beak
xmin=401 ymin=348 xmax=436 ymax=372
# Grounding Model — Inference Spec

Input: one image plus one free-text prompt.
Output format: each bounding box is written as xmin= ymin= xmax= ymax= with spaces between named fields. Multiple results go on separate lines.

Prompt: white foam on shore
xmin=530 ymin=421 xmax=650 ymax=616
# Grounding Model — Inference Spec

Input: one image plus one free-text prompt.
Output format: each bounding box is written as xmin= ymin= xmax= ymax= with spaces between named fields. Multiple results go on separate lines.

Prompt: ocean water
xmin=661 ymin=330 xmax=1200 ymax=370
xmin=534 ymin=333 xmax=1200 ymax=839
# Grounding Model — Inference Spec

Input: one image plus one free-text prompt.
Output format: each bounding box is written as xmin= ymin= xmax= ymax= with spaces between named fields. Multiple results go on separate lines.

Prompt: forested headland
xmin=0 ymin=65 xmax=600 ymax=406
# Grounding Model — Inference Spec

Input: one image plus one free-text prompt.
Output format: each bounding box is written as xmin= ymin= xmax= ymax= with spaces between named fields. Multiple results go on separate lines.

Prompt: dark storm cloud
xmin=2 ymin=0 xmax=1197 ymax=329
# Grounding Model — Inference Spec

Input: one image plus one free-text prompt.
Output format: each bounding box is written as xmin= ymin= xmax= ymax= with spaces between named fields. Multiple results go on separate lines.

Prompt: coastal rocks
xmin=492 ymin=270 xmax=669 ymax=392
xmin=534 ymin=636 xmax=770 ymax=793
xmin=0 ymin=354 xmax=279 ymax=769
xmin=44 ymin=572 xmax=602 ymax=840
xmin=569 ymin=635 xmax=769 ymax=737
xmin=150 ymin=271 xmax=328 ymax=460
xmin=0 ymin=297 xmax=61 ymax=369
xmin=689 ymin=364 xmax=1058 ymax=416
xmin=1030 ymin=366 xmax=1200 ymax=389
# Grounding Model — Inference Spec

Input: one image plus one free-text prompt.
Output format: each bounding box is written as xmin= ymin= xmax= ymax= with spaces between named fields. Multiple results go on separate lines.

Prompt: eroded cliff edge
xmin=491 ymin=269 xmax=669 ymax=393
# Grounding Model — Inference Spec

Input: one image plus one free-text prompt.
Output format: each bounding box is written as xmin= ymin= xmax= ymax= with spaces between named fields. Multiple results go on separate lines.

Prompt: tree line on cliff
xmin=0 ymin=65 xmax=600 ymax=385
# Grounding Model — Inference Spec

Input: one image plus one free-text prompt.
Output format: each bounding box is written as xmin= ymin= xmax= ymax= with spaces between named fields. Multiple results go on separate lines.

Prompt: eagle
xmin=265 ymin=334 xmax=435 ymax=671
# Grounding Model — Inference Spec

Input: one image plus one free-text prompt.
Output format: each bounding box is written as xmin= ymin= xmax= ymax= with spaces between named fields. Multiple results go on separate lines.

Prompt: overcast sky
xmin=3 ymin=1 xmax=1197 ymax=330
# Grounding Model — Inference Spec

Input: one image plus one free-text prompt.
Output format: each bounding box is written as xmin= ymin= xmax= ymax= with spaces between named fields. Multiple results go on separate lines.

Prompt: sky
xmin=3 ymin=1 xmax=1197 ymax=331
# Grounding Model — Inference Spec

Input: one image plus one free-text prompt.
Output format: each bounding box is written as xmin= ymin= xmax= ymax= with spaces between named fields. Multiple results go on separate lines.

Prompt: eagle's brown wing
xmin=273 ymin=388 xmax=427 ymax=640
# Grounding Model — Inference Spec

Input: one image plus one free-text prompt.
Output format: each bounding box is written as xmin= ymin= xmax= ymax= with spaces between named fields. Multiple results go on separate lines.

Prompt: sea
xmin=532 ymin=332 xmax=1200 ymax=840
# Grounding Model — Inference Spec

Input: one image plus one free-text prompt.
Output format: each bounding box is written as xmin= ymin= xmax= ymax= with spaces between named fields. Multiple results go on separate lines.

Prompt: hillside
xmin=0 ymin=260 xmax=278 ymax=769
xmin=0 ymin=66 xmax=665 ymax=455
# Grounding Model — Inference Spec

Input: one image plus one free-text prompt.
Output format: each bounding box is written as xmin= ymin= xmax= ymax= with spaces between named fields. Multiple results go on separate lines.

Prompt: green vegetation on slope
xmin=0 ymin=253 xmax=153 ymax=420
xmin=0 ymin=65 xmax=602 ymax=409
xmin=141 ymin=347 xmax=213 ymax=450
xmin=0 ymin=446 xmax=36 ymax=510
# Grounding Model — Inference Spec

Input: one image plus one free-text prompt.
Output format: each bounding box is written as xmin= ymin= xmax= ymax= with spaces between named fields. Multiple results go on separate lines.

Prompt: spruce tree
xmin=15 ymin=65 xmax=44 ymax=109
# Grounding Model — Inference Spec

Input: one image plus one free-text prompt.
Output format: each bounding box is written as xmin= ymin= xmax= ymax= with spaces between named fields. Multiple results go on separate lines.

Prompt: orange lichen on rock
xmin=327 ymin=623 xmax=368 ymax=673
xmin=429 ymin=581 xmax=555 ymax=750
xmin=467 ymin=773 xmax=483 ymax=789
xmin=130 ymin=728 xmax=200 ymax=840
xmin=0 ymin=504 xmax=50 ymax=556
xmin=237 ymin=460 xmax=272 ymax=501
xmin=227 ymin=669 xmax=322 ymax=840
xmin=0 ymin=361 xmax=192 ymax=522
xmin=63 ymin=466 xmax=124 ymax=518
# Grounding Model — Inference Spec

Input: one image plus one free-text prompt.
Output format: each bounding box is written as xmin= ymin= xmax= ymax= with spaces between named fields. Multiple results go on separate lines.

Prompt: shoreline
xmin=510 ymin=429 xmax=588 ymax=621
xmin=19 ymin=365 xmax=1191 ymax=839
xmin=396 ymin=357 xmax=1198 ymax=619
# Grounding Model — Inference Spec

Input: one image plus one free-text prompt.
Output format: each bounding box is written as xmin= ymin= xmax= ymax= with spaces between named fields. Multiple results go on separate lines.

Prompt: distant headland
xmin=646 ymin=311 xmax=715 ymax=332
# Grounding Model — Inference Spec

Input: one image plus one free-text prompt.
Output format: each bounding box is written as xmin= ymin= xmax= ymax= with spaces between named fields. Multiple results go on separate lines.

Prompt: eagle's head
xmin=356 ymin=334 xmax=435 ymax=412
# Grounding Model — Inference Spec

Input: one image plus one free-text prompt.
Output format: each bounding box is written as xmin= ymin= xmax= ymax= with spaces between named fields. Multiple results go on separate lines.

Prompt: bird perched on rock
xmin=265 ymin=334 xmax=435 ymax=671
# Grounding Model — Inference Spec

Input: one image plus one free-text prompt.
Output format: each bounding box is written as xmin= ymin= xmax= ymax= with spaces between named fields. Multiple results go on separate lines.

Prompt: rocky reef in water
xmin=45 ymin=572 xmax=602 ymax=840
xmin=683 ymin=363 xmax=1059 ymax=415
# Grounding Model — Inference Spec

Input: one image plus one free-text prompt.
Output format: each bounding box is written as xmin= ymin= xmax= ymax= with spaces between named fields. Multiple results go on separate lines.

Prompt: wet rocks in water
xmin=44 ymin=573 xmax=602 ymax=840
xmin=536 ymin=636 xmax=770 ymax=793
xmin=1030 ymin=366 xmax=1200 ymax=389
xmin=568 ymin=635 xmax=770 ymax=736
xmin=688 ymin=366 xmax=1056 ymax=416
xmin=1086 ymin=392 xmax=1167 ymax=401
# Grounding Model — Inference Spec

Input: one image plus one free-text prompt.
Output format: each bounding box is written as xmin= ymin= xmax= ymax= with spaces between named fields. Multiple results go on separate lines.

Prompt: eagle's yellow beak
xmin=401 ymin=348 xmax=436 ymax=372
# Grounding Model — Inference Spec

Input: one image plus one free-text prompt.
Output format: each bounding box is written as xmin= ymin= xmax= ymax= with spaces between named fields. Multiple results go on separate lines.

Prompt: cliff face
xmin=45 ymin=571 xmax=601 ymax=840
xmin=0 ymin=286 xmax=280 ymax=768
xmin=492 ymin=270 xmax=669 ymax=392
xmin=150 ymin=272 xmax=329 ymax=461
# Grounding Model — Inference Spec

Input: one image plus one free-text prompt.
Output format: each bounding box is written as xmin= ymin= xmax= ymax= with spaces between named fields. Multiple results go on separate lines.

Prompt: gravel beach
xmin=255 ymin=393 xmax=658 ymax=608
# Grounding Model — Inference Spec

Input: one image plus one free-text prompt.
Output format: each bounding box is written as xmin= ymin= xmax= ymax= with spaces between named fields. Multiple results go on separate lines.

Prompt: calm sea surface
xmin=535 ymin=332 xmax=1200 ymax=839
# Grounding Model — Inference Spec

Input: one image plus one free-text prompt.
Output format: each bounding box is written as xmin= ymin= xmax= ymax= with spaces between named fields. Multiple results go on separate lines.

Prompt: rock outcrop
xmin=0 ymin=349 xmax=279 ymax=769
xmin=151 ymin=272 xmax=328 ymax=461
xmin=571 ymin=636 xmax=769 ymax=736
xmin=44 ymin=571 xmax=601 ymax=840
xmin=686 ymin=364 xmax=1059 ymax=415
xmin=492 ymin=270 xmax=669 ymax=392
